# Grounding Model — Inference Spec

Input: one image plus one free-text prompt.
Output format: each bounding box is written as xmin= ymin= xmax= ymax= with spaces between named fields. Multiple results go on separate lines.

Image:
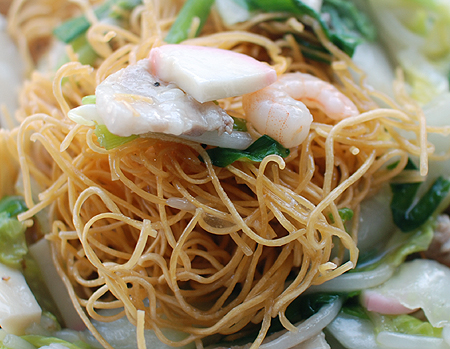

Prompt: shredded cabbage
xmin=366 ymin=0 xmax=450 ymax=103
xmin=327 ymin=311 xmax=450 ymax=349
xmin=362 ymin=259 xmax=450 ymax=328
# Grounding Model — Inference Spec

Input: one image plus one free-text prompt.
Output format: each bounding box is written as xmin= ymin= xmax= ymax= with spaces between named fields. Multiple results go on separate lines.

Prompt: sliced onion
xmin=307 ymin=264 xmax=395 ymax=293
xmin=67 ymin=104 xmax=103 ymax=126
xmin=258 ymin=298 xmax=343 ymax=349
xmin=290 ymin=331 xmax=330 ymax=349
xmin=376 ymin=331 xmax=450 ymax=349
xmin=179 ymin=130 xmax=253 ymax=150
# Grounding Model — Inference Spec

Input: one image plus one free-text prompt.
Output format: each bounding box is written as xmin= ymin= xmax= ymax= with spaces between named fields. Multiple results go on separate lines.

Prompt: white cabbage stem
xmin=307 ymin=264 xmax=395 ymax=293
xmin=376 ymin=331 xmax=450 ymax=349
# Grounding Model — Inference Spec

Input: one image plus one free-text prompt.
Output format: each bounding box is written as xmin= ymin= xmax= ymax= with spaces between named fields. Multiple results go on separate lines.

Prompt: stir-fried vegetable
xmin=366 ymin=0 xmax=450 ymax=103
xmin=53 ymin=0 xmax=142 ymax=43
xmin=213 ymin=0 xmax=376 ymax=58
xmin=0 ymin=196 xmax=28 ymax=268
xmin=52 ymin=0 xmax=142 ymax=65
xmin=205 ymin=135 xmax=290 ymax=167
xmin=165 ymin=0 xmax=215 ymax=43
xmin=390 ymin=159 xmax=450 ymax=232
xmin=94 ymin=125 xmax=138 ymax=150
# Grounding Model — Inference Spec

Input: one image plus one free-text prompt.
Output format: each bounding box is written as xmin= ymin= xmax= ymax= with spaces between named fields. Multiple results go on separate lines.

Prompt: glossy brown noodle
xmin=7 ymin=0 xmax=438 ymax=348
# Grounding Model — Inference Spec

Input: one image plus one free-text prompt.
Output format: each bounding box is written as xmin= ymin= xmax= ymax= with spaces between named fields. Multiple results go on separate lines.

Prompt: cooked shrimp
xmin=242 ymin=72 xmax=359 ymax=148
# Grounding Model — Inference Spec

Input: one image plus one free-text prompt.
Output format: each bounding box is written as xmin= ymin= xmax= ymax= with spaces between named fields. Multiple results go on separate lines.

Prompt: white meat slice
xmin=95 ymin=59 xmax=233 ymax=138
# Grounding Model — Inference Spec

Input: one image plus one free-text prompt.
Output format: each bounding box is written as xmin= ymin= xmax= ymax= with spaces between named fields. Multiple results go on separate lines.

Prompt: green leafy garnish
xmin=245 ymin=0 xmax=376 ymax=57
xmin=390 ymin=159 xmax=450 ymax=232
xmin=94 ymin=125 xmax=138 ymax=150
xmin=165 ymin=0 xmax=215 ymax=43
xmin=205 ymin=135 xmax=290 ymax=167
xmin=322 ymin=0 xmax=376 ymax=47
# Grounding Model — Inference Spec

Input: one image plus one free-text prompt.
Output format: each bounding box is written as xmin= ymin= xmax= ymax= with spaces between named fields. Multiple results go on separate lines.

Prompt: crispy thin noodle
xmin=136 ymin=310 xmax=146 ymax=349
xmin=7 ymin=1 xmax=438 ymax=348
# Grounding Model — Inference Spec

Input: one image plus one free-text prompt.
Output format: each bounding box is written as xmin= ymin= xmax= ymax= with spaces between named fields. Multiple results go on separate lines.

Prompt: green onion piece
xmin=53 ymin=2 xmax=111 ymax=43
xmin=53 ymin=0 xmax=142 ymax=43
xmin=338 ymin=207 xmax=354 ymax=222
xmin=53 ymin=16 xmax=92 ymax=44
xmin=81 ymin=95 xmax=97 ymax=105
xmin=204 ymin=135 xmax=290 ymax=167
xmin=70 ymin=34 xmax=98 ymax=66
xmin=95 ymin=125 xmax=138 ymax=150
xmin=232 ymin=116 xmax=248 ymax=132
xmin=165 ymin=0 xmax=215 ymax=43
xmin=328 ymin=207 xmax=354 ymax=224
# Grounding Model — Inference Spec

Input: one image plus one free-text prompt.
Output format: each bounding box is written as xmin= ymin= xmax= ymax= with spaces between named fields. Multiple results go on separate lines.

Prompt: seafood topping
xmin=242 ymin=72 xmax=359 ymax=148
xmin=95 ymin=59 xmax=233 ymax=137
xmin=149 ymin=44 xmax=278 ymax=103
